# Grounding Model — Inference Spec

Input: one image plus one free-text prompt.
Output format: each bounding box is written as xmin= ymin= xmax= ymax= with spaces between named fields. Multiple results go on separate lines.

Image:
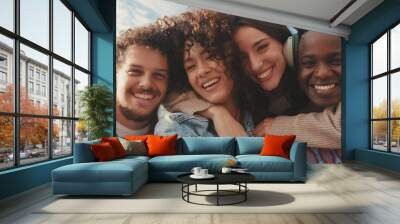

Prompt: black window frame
xmin=0 ymin=0 xmax=92 ymax=171
xmin=370 ymin=20 xmax=400 ymax=154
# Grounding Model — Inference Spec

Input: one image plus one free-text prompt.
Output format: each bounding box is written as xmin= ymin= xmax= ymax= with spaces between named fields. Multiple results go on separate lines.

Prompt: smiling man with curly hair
xmin=116 ymin=24 xmax=175 ymax=136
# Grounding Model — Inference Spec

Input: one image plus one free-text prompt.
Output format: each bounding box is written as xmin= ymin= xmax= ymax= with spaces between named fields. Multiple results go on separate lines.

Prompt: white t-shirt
xmin=116 ymin=121 xmax=151 ymax=137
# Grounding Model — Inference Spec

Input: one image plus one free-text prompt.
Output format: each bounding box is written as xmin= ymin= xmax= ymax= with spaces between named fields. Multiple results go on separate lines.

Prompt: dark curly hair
xmin=231 ymin=16 xmax=308 ymax=116
xmin=116 ymin=23 xmax=181 ymax=94
xmin=117 ymin=25 xmax=169 ymax=70
xmin=158 ymin=9 xmax=267 ymax=123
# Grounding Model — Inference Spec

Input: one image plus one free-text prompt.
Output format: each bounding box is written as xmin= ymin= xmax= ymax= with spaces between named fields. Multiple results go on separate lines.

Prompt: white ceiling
xmin=225 ymin=0 xmax=353 ymax=23
xmin=169 ymin=0 xmax=384 ymax=38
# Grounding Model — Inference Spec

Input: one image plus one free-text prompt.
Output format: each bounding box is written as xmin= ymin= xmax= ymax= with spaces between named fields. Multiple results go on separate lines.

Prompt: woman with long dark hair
xmin=232 ymin=17 xmax=308 ymax=119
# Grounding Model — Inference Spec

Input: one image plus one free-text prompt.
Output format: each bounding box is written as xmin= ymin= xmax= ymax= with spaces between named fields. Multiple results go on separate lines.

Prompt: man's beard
xmin=118 ymin=104 xmax=157 ymax=122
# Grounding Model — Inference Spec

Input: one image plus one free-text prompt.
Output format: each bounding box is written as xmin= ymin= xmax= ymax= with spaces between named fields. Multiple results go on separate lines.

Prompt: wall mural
xmin=116 ymin=0 xmax=342 ymax=163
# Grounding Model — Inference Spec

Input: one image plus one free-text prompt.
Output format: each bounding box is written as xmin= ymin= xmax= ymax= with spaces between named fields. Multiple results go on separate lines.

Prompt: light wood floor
xmin=1 ymin=162 xmax=400 ymax=224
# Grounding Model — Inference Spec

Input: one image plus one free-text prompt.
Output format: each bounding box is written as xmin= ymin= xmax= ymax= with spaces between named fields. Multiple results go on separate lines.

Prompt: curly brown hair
xmin=158 ymin=9 xmax=266 ymax=122
xmin=116 ymin=25 xmax=172 ymax=70
xmin=116 ymin=23 xmax=182 ymax=94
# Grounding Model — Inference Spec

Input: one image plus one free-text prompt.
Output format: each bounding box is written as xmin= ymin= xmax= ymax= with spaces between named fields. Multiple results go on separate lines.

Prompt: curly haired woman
xmin=154 ymin=10 xmax=262 ymax=137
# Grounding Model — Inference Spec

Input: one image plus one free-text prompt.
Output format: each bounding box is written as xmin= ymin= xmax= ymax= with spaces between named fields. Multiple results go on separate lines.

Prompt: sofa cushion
xmin=53 ymin=158 xmax=147 ymax=183
xmin=147 ymin=135 xmax=177 ymax=157
xmin=260 ymin=135 xmax=296 ymax=159
xmin=236 ymin=155 xmax=293 ymax=172
xmin=101 ymin=137 xmax=127 ymax=158
xmin=236 ymin=137 xmax=264 ymax=155
xmin=119 ymin=138 xmax=147 ymax=156
xmin=179 ymin=137 xmax=235 ymax=155
xmin=148 ymin=154 xmax=235 ymax=172
xmin=114 ymin=155 xmax=150 ymax=164
xmin=91 ymin=142 xmax=118 ymax=161
xmin=73 ymin=139 xmax=100 ymax=163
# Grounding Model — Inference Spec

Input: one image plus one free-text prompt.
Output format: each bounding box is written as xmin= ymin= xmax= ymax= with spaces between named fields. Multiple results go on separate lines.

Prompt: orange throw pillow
xmin=260 ymin=135 xmax=296 ymax=159
xmin=101 ymin=137 xmax=126 ymax=158
xmin=146 ymin=135 xmax=177 ymax=157
xmin=91 ymin=142 xmax=117 ymax=161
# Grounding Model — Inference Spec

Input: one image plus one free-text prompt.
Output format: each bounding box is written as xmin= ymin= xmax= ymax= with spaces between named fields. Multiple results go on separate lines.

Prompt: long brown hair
xmin=231 ymin=16 xmax=308 ymax=116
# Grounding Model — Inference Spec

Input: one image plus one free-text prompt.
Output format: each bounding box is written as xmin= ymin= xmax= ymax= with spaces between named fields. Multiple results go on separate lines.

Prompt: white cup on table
xmin=191 ymin=167 xmax=202 ymax=176
xmin=200 ymin=169 xmax=208 ymax=176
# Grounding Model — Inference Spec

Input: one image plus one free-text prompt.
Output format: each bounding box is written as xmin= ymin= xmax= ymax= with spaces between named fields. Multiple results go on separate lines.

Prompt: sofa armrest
xmin=73 ymin=141 xmax=99 ymax=163
xmin=289 ymin=141 xmax=307 ymax=181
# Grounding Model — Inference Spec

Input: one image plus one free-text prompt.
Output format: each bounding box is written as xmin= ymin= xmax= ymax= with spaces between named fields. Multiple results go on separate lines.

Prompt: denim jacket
xmin=155 ymin=106 xmax=255 ymax=137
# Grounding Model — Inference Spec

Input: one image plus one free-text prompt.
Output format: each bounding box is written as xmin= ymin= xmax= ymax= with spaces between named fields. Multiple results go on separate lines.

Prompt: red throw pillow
xmin=91 ymin=142 xmax=117 ymax=161
xmin=260 ymin=135 xmax=296 ymax=159
xmin=101 ymin=137 xmax=126 ymax=158
xmin=146 ymin=135 xmax=177 ymax=157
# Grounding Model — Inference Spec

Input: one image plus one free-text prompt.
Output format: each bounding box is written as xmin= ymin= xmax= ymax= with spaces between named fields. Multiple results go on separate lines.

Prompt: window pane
xmin=75 ymin=120 xmax=88 ymax=143
xmin=74 ymin=69 xmax=89 ymax=118
xmin=0 ymin=35 xmax=14 ymax=112
xmin=53 ymin=59 xmax=72 ymax=117
xmin=0 ymin=116 xmax=13 ymax=170
xmin=53 ymin=119 xmax=72 ymax=158
xmin=391 ymin=24 xmax=400 ymax=70
xmin=0 ymin=0 xmax=14 ymax=31
xmin=372 ymin=121 xmax=388 ymax=151
xmin=372 ymin=77 xmax=387 ymax=119
xmin=391 ymin=120 xmax=400 ymax=153
xmin=372 ymin=33 xmax=387 ymax=76
xmin=74 ymin=18 xmax=89 ymax=70
xmin=20 ymin=0 xmax=49 ymax=49
xmin=53 ymin=0 xmax=72 ymax=60
xmin=20 ymin=117 xmax=49 ymax=165
xmin=20 ymin=44 xmax=49 ymax=115
xmin=391 ymin=72 xmax=400 ymax=118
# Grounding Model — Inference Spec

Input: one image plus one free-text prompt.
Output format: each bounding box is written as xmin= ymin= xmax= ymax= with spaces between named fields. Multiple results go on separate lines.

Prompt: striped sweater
xmin=268 ymin=103 xmax=341 ymax=149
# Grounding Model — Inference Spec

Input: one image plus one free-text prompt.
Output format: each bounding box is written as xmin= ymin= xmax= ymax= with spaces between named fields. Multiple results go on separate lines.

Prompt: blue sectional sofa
xmin=52 ymin=137 xmax=307 ymax=196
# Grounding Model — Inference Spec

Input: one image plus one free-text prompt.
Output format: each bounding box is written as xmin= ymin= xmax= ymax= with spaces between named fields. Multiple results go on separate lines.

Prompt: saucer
xmin=190 ymin=174 xmax=215 ymax=179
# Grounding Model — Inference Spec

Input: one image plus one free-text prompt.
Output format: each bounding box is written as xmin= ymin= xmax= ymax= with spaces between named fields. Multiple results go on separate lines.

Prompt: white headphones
xmin=283 ymin=26 xmax=299 ymax=69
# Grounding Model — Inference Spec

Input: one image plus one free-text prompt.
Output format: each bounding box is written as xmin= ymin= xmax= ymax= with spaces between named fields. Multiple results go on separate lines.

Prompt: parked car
xmin=7 ymin=150 xmax=32 ymax=160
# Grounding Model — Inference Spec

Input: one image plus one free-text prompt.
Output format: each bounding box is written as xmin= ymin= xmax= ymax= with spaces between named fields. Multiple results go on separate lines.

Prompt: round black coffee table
xmin=177 ymin=173 xmax=255 ymax=206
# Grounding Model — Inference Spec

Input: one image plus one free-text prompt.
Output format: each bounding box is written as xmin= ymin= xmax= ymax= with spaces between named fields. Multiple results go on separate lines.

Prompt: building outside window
xmin=41 ymin=73 xmax=46 ymax=83
xmin=35 ymin=70 xmax=40 ymax=81
xmin=28 ymin=66 xmax=34 ymax=80
xmin=0 ymin=0 xmax=91 ymax=170
xmin=0 ymin=71 xmax=6 ymax=85
xmin=370 ymin=22 xmax=400 ymax=154
xmin=0 ymin=54 xmax=7 ymax=67
xmin=35 ymin=83 xmax=40 ymax=95
xmin=28 ymin=81 xmax=34 ymax=94
xmin=41 ymin=85 xmax=46 ymax=97
xmin=0 ymin=54 xmax=7 ymax=89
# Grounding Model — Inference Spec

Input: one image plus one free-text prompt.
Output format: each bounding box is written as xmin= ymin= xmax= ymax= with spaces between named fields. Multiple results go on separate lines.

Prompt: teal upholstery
xmin=52 ymin=157 xmax=148 ymax=195
xmin=52 ymin=138 xmax=307 ymax=195
xmin=290 ymin=142 xmax=307 ymax=181
xmin=235 ymin=137 xmax=263 ymax=155
xmin=179 ymin=137 xmax=235 ymax=155
xmin=149 ymin=154 xmax=234 ymax=172
xmin=246 ymin=172 xmax=294 ymax=182
xmin=73 ymin=139 xmax=100 ymax=163
xmin=236 ymin=155 xmax=293 ymax=172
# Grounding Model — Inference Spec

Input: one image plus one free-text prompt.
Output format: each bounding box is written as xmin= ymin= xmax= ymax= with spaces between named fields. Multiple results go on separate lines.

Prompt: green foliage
xmin=79 ymin=84 xmax=113 ymax=140
xmin=372 ymin=99 xmax=400 ymax=140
